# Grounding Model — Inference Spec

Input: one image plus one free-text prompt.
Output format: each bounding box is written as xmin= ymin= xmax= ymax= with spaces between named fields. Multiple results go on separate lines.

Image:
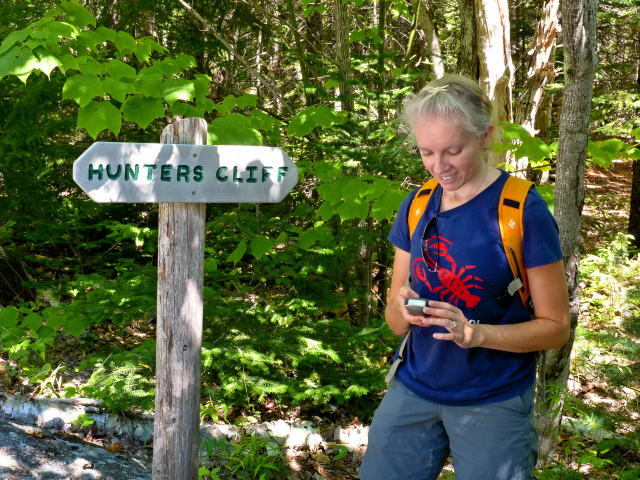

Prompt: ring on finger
xmin=451 ymin=320 xmax=457 ymax=329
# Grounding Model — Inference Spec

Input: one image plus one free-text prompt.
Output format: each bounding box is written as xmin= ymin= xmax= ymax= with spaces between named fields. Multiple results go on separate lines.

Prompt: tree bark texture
xmin=334 ymin=0 xmax=354 ymax=113
xmin=415 ymin=0 xmax=445 ymax=78
xmin=457 ymin=0 xmax=478 ymax=79
xmin=514 ymin=0 xmax=559 ymax=134
xmin=513 ymin=0 xmax=560 ymax=175
xmin=153 ymin=118 xmax=207 ymax=480
xmin=536 ymin=0 xmax=598 ymax=464
xmin=475 ymin=0 xmax=515 ymax=166
xmin=629 ymin=159 xmax=640 ymax=248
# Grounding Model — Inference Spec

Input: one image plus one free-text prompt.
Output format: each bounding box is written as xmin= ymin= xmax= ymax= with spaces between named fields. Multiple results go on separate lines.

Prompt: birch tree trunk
xmin=457 ymin=0 xmax=478 ymax=79
xmin=334 ymin=0 xmax=354 ymax=113
xmin=415 ymin=0 xmax=445 ymax=78
xmin=535 ymin=0 xmax=598 ymax=464
xmin=475 ymin=0 xmax=514 ymax=166
xmin=514 ymin=0 xmax=560 ymax=134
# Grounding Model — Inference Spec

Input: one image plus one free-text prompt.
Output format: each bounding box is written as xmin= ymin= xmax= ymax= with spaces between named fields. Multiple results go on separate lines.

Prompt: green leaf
xmin=324 ymin=78 xmax=340 ymax=90
xmin=371 ymin=189 xmax=406 ymax=221
xmin=599 ymin=138 xmax=625 ymax=157
xmin=78 ymin=100 xmax=122 ymax=138
xmin=122 ymin=96 xmax=164 ymax=130
xmin=77 ymin=56 xmax=105 ymax=76
xmin=315 ymin=162 xmax=342 ymax=183
xmin=45 ymin=21 xmax=80 ymax=40
xmin=204 ymin=258 xmax=218 ymax=273
xmin=62 ymin=74 xmax=103 ymax=108
xmin=208 ymin=115 xmax=262 ymax=146
xmin=115 ymin=31 xmax=136 ymax=55
xmin=631 ymin=126 xmax=640 ymax=141
xmin=500 ymin=122 xmax=532 ymax=143
xmin=588 ymin=140 xmax=614 ymax=168
xmin=170 ymin=102 xmax=188 ymax=116
xmin=42 ymin=307 xmax=65 ymax=332
xmin=161 ymin=78 xmax=195 ymax=105
xmin=155 ymin=58 xmax=181 ymax=77
xmin=95 ymin=26 xmax=116 ymax=44
xmin=217 ymin=95 xmax=237 ymax=114
xmin=287 ymin=107 xmax=316 ymax=137
xmin=193 ymin=73 xmax=212 ymax=100
xmin=0 ymin=29 xmax=32 ymax=56
xmin=227 ymin=240 xmax=247 ymax=264
xmin=514 ymin=137 xmax=553 ymax=163
xmin=337 ymin=198 xmax=369 ymax=221
xmin=310 ymin=104 xmax=344 ymax=128
xmin=0 ymin=46 xmax=39 ymax=81
xmin=250 ymin=235 xmax=272 ymax=259
xmin=103 ymin=77 xmax=136 ymax=103
xmin=350 ymin=30 xmax=366 ymax=42
xmin=236 ymin=93 xmax=257 ymax=109
xmin=135 ymin=39 xmax=152 ymax=64
xmin=107 ymin=59 xmax=136 ymax=79
xmin=63 ymin=314 xmax=90 ymax=337
xmin=297 ymin=227 xmax=333 ymax=250
xmin=76 ymin=30 xmax=103 ymax=51
xmin=622 ymin=147 xmax=640 ymax=160
xmin=0 ymin=306 xmax=20 ymax=328
xmin=176 ymin=53 xmax=197 ymax=70
xmin=62 ymin=0 xmax=96 ymax=28
xmin=536 ymin=185 xmax=555 ymax=214
xmin=32 ymin=47 xmax=62 ymax=78
xmin=60 ymin=54 xmax=79 ymax=74
xmin=135 ymin=68 xmax=163 ymax=97
xmin=23 ymin=313 xmax=43 ymax=331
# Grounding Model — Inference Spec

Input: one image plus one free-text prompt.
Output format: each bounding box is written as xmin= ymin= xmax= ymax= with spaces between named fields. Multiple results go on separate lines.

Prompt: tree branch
xmin=177 ymin=0 xmax=294 ymax=115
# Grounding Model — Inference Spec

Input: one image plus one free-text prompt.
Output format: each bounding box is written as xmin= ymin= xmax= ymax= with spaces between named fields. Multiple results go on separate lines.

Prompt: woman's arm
xmin=420 ymin=259 xmax=571 ymax=352
xmin=384 ymin=248 xmax=433 ymax=336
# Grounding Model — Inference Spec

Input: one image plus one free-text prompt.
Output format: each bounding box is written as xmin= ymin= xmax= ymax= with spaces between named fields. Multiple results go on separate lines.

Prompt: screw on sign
xmin=72 ymin=118 xmax=298 ymax=480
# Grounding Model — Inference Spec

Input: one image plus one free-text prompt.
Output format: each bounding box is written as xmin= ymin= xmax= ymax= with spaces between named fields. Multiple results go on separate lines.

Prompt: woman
xmin=359 ymin=75 xmax=570 ymax=480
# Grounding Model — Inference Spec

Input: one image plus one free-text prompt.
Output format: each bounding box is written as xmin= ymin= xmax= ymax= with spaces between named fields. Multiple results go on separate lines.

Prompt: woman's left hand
xmin=420 ymin=300 xmax=481 ymax=349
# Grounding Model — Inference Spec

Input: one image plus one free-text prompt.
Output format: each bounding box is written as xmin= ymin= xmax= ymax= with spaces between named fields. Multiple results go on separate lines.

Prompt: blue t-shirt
xmin=388 ymin=170 xmax=563 ymax=406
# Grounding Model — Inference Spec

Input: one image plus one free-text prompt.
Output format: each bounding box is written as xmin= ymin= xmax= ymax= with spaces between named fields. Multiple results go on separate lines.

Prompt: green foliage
xmin=200 ymin=434 xmax=288 ymax=480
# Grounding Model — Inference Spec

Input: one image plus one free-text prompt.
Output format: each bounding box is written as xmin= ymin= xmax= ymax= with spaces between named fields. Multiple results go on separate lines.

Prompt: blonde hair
xmin=401 ymin=74 xmax=492 ymax=139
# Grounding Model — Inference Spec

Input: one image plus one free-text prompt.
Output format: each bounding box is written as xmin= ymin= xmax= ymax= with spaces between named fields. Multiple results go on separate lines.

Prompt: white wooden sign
xmin=73 ymin=142 xmax=298 ymax=203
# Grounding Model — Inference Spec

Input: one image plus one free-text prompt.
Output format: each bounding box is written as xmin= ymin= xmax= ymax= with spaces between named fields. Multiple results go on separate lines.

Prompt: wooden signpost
xmin=73 ymin=118 xmax=298 ymax=480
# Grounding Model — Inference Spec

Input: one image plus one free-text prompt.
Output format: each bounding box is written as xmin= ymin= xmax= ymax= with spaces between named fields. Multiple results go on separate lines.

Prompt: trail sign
xmin=73 ymin=142 xmax=298 ymax=203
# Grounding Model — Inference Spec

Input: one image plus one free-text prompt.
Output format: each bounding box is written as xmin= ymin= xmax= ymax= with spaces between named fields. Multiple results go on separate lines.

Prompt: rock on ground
xmin=0 ymin=418 xmax=151 ymax=480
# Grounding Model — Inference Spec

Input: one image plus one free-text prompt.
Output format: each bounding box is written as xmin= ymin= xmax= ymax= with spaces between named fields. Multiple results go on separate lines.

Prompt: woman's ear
xmin=481 ymin=124 xmax=495 ymax=147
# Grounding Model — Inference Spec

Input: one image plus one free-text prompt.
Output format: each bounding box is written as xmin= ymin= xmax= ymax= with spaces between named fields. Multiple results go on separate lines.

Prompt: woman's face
xmin=413 ymin=116 xmax=492 ymax=194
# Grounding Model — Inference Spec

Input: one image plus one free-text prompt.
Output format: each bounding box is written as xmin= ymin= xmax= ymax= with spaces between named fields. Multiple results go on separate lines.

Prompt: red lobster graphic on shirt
xmin=411 ymin=234 xmax=484 ymax=308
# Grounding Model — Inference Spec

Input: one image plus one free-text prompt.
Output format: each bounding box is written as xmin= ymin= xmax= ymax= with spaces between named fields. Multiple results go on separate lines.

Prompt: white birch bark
xmin=475 ymin=0 xmax=514 ymax=166
xmin=415 ymin=0 xmax=445 ymax=78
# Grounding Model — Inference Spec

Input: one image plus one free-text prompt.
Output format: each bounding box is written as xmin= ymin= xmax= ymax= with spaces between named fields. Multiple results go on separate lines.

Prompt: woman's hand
xmin=419 ymin=300 xmax=483 ymax=349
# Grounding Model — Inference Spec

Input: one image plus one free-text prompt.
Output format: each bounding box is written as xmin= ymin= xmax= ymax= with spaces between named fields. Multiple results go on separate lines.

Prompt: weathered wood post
xmin=72 ymin=118 xmax=298 ymax=479
xmin=152 ymin=118 xmax=207 ymax=480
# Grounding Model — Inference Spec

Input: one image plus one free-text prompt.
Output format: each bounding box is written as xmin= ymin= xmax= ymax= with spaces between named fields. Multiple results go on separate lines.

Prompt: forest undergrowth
xmin=0 ymin=161 xmax=639 ymax=480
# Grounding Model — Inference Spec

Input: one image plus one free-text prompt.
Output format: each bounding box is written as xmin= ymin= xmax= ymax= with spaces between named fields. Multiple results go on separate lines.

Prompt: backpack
xmin=407 ymin=175 xmax=535 ymax=310
xmin=384 ymin=174 xmax=536 ymax=386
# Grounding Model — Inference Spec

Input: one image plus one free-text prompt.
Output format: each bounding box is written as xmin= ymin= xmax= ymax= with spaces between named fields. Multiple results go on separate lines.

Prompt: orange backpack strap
xmin=408 ymin=178 xmax=439 ymax=240
xmin=498 ymin=176 xmax=535 ymax=309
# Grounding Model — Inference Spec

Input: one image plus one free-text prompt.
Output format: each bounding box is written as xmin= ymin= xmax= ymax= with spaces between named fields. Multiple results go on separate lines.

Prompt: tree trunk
xmin=514 ymin=0 xmax=559 ymax=134
xmin=629 ymin=159 xmax=640 ymax=249
xmin=457 ymin=0 xmax=478 ymax=79
xmin=334 ymin=0 xmax=354 ymax=113
xmin=475 ymin=0 xmax=515 ymax=166
xmin=536 ymin=0 xmax=598 ymax=464
xmin=377 ymin=0 xmax=387 ymax=122
xmin=415 ymin=0 xmax=445 ymax=78
xmin=153 ymin=118 xmax=207 ymax=480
